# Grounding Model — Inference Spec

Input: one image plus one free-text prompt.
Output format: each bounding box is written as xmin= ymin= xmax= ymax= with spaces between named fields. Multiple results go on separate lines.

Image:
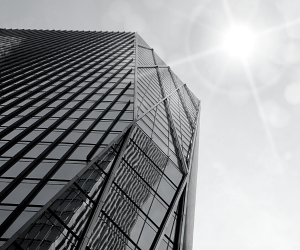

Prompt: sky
xmin=1 ymin=0 xmax=300 ymax=249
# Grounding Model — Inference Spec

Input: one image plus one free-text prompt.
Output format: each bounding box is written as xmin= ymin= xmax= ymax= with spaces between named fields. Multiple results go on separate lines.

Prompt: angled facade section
xmin=0 ymin=29 xmax=200 ymax=250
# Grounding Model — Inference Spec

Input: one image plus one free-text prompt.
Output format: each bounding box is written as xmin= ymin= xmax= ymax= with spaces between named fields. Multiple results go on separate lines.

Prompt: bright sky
xmin=1 ymin=0 xmax=300 ymax=249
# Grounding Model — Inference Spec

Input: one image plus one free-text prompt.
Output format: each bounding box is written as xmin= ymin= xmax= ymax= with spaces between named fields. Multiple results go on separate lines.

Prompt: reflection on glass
xmin=157 ymin=177 xmax=176 ymax=205
xmin=148 ymin=197 xmax=167 ymax=226
xmin=138 ymin=221 xmax=156 ymax=250
xmin=7 ymin=139 xmax=121 ymax=249
xmin=164 ymin=161 xmax=182 ymax=187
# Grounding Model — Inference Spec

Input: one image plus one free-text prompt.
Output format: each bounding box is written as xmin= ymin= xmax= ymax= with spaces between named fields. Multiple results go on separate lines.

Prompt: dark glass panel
xmin=138 ymin=221 xmax=156 ymax=250
xmin=2 ymin=160 xmax=32 ymax=178
xmin=52 ymin=161 xmax=87 ymax=180
xmin=47 ymin=144 xmax=72 ymax=159
xmin=30 ymin=181 xmax=65 ymax=206
xmin=75 ymin=120 xmax=94 ymax=130
xmin=93 ymin=120 xmax=112 ymax=131
xmin=69 ymin=145 xmax=93 ymax=160
xmin=3 ymin=181 xmax=37 ymax=204
xmin=82 ymin=132 xmax=104 ymax=145
xmin=27 ymin=160 xmax=56 ymax=178
xmin=158 ymin=239 xmax=168 ymax=250
xmin=2 ymin=129 xmax=25 ymax=140
xmin=163 ymin=161 xmax=182 ymax=187
xmin=148 ymin=197 xmax=167 ymax=226
xmin=61 ymin=131 xmax=83 ymax=143
xmin=42 ymin=130 xmax=64 ymax=142
xmin=56 ymin=119 xmax=75 ymax=129
xmin=2 ymin=143 xmax=27 ymax=157
xmin=2 ymin=211 xmax=37 ymax=239
xmin=157 ymin=177 xmax=176 ymax=204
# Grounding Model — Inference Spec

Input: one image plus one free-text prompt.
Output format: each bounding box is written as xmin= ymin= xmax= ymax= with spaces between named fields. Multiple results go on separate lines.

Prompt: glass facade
xmin=0 ymin=29 xmax=200 ymax=250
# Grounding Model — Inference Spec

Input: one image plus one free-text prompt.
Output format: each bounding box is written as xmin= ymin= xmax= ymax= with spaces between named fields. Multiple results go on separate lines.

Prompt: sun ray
xmin=170 ymin=46 xmax=222 ymax=67
xmin=205 ymin=58 xmax=231 ymax=103
xmin=257 ymin=17 xmax=300 ymax=36
xmin=242 ymin=60 xmax=283 ymax=174
xmin=221 ymin=0 xmax=235 ymax=25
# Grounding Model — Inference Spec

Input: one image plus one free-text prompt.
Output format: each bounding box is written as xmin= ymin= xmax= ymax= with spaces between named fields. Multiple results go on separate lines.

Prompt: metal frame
xmin=150 ymin=174 xmax=187 ymax=250
xmin=135 ymin=33 xmax=201 ymax=250
xmin=0 ymin=75 xmax=134 ymax=237
xmin=76 ymin=126 xmax=134 ymax=250
xmin=1 ymin=121 xmax=135 ymax=249
xmin=0 ymin=31 xmax=136 ymax=240
xmin=173 ymin=188 xmax=186 ymax=250
xmin=155 ymin=66 xmax=188 ymax=175
xmin=0 ymin=30 xmax=201 ymax=250
xmin=133 ymin=32 xmax=139 ymax=120
xmin=0 ymin=31 xmax=116 ymax=81
xmin=181 ymin=108 xmax=201 ymax=250
xmin=168 ymin=68 xmax=195 ymax=130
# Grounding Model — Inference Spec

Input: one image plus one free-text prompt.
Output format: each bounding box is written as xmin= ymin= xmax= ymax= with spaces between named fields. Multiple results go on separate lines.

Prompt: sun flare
xmin=223 ymin=25 xmax=256 ymax=58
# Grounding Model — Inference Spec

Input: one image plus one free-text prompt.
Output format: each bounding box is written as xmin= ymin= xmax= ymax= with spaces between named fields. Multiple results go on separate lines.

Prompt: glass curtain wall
xmin=0 ymin=29 xmax=200 ymax=250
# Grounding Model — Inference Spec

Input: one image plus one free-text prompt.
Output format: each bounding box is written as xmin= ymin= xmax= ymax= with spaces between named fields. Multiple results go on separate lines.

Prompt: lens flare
xmin=223 ymin=25 xmax=256 ymax=58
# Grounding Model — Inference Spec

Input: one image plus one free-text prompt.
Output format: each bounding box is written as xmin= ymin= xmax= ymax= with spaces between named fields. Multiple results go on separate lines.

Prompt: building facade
xmin=0 ymin=29 xmax=200 ymax=250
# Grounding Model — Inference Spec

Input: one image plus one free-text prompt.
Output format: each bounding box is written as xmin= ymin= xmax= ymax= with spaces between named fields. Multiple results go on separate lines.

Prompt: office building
xmin=0 ymin=29 xmax=200 ymax=250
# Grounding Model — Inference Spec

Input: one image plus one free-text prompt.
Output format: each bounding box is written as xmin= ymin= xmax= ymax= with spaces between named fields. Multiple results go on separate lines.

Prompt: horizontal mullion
xmin=129 ymin=139 xmax=177 ymax=189
xmin=101 ymin=210 xmax=142 ymax=250
xmin=0 ymin=37 xmax=134 ymax=122
xmin=0 ymin=29 xmax=85 ymax=75
xmin=121 ymin=157 xmax=169 ymax=208
xmin=0 ymin=59 xmax=133 ymax=175
xmin=0 ymin=32 xmax=125 ymax=86
xmin=0 ymin=32 xmax=117 ymax=83
xmin=0 ymin=67 xmax=133 ymax=235
xmin=0 ymin=32 xmax=127 ymax=92
xmin=86 ymin=100 xmax=131 ymax=161
xmin=93 ymin=160 xmax=159 ymax=230
xmin=0 ymin=56 xmax=133 ymax=165
xmin=0 ymin=30 xmax=110 ymax=76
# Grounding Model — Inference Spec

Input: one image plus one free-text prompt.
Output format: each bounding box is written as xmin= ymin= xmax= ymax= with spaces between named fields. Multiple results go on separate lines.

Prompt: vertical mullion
xmin=0 ymin=62 xmax=134 ymax=238
xmin=168 ymin=68 xmax=195 ymax=130
xmin=47 ymin=208 xmax=80 ymax=241
xmin=100 ymin=210 xmax=143 ymax=250
xmin=77 ymin=126 xmax=134 ymax=250
xmin=184 ymin=85 xmax=199 ymax=111
xmin=173 ymin=189 xmax=186 ymax=250
xmin=0 ymin=32 xmax=126 ymax=92
xmin=86 ymin=100 xmax=131 ymax=161
xmin=0 ymin=65 xmax=133 ymax=201
xmin=0 ymin=29 xmax=86 ymax=75
xmin=0 ymin=39 xmax=134 ymax=131
xmin=152 ymin=48 xmax=157 ymax=65
xmin=0 ymin=31 xmax=115 ymax=81
xmin=155 ymin=67 xmax=188 ymax=174
xmin=0 ymin=30 xmax=107 ymax=76
xmin=133 ymin=32 xmax=139 ymax=120
xmin=149 ymin=176 xmax=187 ymax=250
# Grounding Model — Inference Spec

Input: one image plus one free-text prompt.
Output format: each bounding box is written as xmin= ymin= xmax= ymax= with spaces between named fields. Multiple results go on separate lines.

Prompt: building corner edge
xmin=183 ymin=109 xmax=201 ymax=250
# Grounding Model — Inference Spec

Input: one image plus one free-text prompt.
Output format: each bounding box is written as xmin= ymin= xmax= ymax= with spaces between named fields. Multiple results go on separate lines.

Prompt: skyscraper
xmin=0 ymin=29 xmax=200 ymax=250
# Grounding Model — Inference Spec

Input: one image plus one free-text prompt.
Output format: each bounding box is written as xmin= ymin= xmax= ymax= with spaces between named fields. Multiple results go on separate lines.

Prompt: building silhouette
xmin=0 ymin=29 xmax=200 ymax=250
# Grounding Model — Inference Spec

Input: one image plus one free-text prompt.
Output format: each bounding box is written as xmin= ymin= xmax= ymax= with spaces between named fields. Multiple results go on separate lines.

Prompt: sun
xmin=223 ymin=25 xmax=256 ymax=58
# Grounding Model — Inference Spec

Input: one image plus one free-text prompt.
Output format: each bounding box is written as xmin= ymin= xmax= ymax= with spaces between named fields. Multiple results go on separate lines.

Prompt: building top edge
xmin=0 ymin=28 xmax=136 ymax=34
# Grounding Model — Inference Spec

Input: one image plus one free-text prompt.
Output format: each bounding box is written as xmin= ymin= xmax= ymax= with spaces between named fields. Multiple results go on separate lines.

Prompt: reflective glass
xmin=148 ymin=197 xmax=167 ymax=226
xmin=0 ymin=30 xmax=200 ymax=250
xmin=138 ymin=221 xmax=156 ymax=250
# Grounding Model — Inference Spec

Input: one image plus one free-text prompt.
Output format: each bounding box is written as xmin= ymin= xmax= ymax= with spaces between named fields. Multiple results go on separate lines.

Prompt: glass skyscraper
xmin=0 ymin=29 xmax=200 ymax=250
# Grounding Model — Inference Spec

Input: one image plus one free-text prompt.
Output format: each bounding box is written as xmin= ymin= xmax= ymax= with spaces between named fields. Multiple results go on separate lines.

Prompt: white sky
xmin=1 ymin=0 xmax=300 ymax=249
